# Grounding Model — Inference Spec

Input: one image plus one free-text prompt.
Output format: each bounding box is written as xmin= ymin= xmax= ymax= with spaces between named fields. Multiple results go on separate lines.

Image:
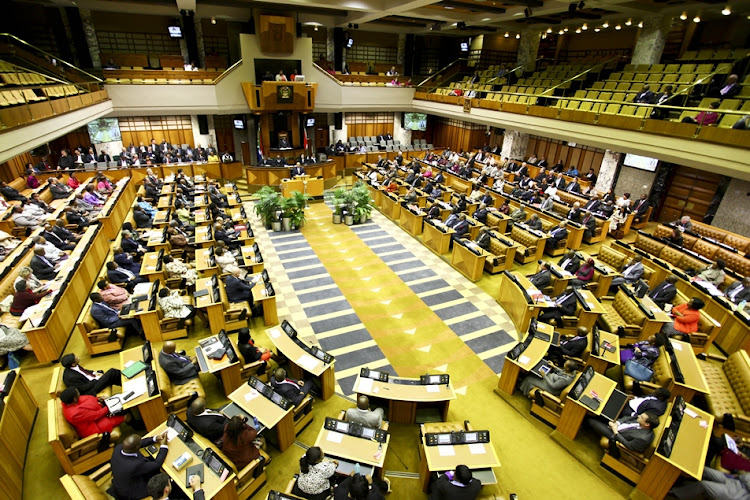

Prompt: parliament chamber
xmin=1 ymin=1 xmax=750 ymax=499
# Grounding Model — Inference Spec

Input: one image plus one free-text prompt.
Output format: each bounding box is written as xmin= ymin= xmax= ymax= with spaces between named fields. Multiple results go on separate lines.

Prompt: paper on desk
xmin=468 ymin=443 xmax=487 ymax=455
xmin=123 ymin=378 xmax=147 ymax=398
xmin=269 ymin=328 xmax=281 ymax=339
xmin=426 ymin=385 xmax=440 ymax=393
xmin=326 ymin=431 xmax=344 ymax=443
xmin=587 ymin=303 xmax=596 ymax=310
xmin=438 ymin=446 xmax=456 ymax=456
xmin=684 ymin=408 xmax=698 ymax=419
xmin=518 ymin=355 xmax=530 ymax=365
xmin=133 ymin=282 xmax=152 ymax=296
xmin=124 ymin=360 xmax=135 ymax=368
xmin=244 ymin=389 xmax=260 ymax=402
xmin=297 ymin=354 xmax=319 ymax=371
xmin=165 ymin=427 xmax=179 ymax=442
xmin=358 ymin=377 xmax=374 ymax=393
xmin=672 ymin=342 xmax=683 ymax=351
xmin=700 ymin=420 xmax=709 ymax=429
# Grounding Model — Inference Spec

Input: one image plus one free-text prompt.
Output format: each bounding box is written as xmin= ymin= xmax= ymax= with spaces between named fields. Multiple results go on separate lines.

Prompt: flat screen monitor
xmin=87 ymin=118 xmax=121 ymax=143
xmin=437 ymin=434 xmax=451 ymax=444
xmin=361 ymin=427 xmax=376 ymax=439
xmin=296 ymin=75 xmax=306 ymax=82
xmin=460 ymin=42 xmax=469 ymax=52
xmin=234 ymin=118 xmax=245 ymax=130
xmin=168 ymin=26 xmax=182 ymax=38
xmin=346 ymin=38 xmax=354 ymax=48
xmin=306 ymin=117 xmax=315 ymax=127
xmin=335 ymin=421 xmax=349 ymax=433
xmin=404 ymin=112 xmax=427 ymax=131
xmin=624 ymin=153 xmax=658 ymax=172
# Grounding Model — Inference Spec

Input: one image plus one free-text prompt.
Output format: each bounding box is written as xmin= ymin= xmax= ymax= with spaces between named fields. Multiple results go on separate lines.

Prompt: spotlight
xmin=680 ymin=11 xmax=687 ymax=20
xmin=516 ymin=33 xmax=520 ymax=39
xmin=564 ymin=27 xmax=569 ymax=32
xmin=615 ymin=24 xmax=621 ymax=30
xmin=582 ymin=23 xmax=588 ymax=30
xmin=314 ymin=25 xmax=318 ymax=31
xmin=211 ymin=17 xmax=216 ymax=24
xmin=575 ymin=28 xmax=581 ymax=33
xmin=638 ymin=21 xmax=643 ymax=28
xmin=693 ymin=15 xmax=701 ymax=22
xmin=547 ymin=27 xmax=553 ymax=33
xmin=625 ymin=18 xmax=632 ymax=26
xmin=594 ymin=27 xmax=600 ymax=32
xmin=722 ymin=6 xmax=731 ymax=15
xmin=504 ymin=32 xmax=509 ymax=37
xmin=559 ymin=29 xmax=564 ymax=34
xmin=602 ymin=21 xmax=609 ymax=28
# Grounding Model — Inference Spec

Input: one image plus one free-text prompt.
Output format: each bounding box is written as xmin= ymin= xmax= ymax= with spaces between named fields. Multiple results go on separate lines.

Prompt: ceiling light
xmin=547 ymin=27 xmax=553 ymax=33
xmin=452 ymin=22 xmax=458 ymax=26
xmin=594 ymin=27 xmax=600 ymax=32
xmin=504 ymin=31 xmax=509 ymax=37
xmin=516 ymin=33 xmax=520 ymax=39
xmin=602 ymin=21 xmax=609 ymax=28
xmin=638 ymin=20 xmax=643 ymax=27
xmin=575 ymin=27 xmax=581 ymax=33
xmin=563 ymin=27 xmax=569 ymax=32
xmin=680 ymin=11 xmax=687 ymax=20
xmin=722 ymin=5 xmax=731 ymax=15
xmin=444 ymin=5 xmax=454 ymax=9
xmin=625 ymin=18 xmax=632 ymax=26
xmin=693 ymin=15 xmax=701 ymax=22
xmin=582 ymin=23 xmax=588 ymax=30
xmin=482 ymin=18 xmax=491 ymax=21
xmin=211 ymin=17 xmax=216 ymax=24
xmin=559 ymin=29 xmax=565 ymax=34
xmin=314 ymin=25 xmax=318 ymax=31
xmin=615 ymin=24 xmax=621 ymax=30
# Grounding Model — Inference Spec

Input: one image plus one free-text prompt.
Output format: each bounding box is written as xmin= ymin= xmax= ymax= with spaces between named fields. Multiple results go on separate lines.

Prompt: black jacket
xmin=428 ymin=474 xmax=482 ymax=500
xmin=187 ymin=409 xmax=229 ymax=442
xmin=110 ymin=438 xmax=168 ymax=500
xmin=158 ymin=351 xmax=199 ymax=385
xmin=226 ymin=275 xmax=254 ymax=304
xmin=649 ymin=281 xmax=677 ymax=308
xmin=30 ymin=254 xmax=57 ymax=280
xmin=557 ymin=254 xmax=581 ymax=274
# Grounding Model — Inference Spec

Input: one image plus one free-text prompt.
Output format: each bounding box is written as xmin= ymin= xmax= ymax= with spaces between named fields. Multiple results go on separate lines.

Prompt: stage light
xmin=547 ymin=27 xmax=553 ymax=33
xmin=559 ymin=29 xmax=564 ymax=34
xmin=615 ymin=24 xmax=621 ymax=30
xmin=722 ymin=6 xmax=731 ymax=15
xmin=516 ymin=33 xmax=520 ymax=39
xmin=575 ymin=27 xmax=581 ymax=33
xmin=504 ymin=32 xmax=509 ymax=37
xmin=602 ymin=21 xmax=609 ymax=28
xmin=638 ymin=20 xmax=643 ymax=28
xmin=680 ymin=11 xmax=687 ymax=20
xmin=693 ymin=15 xmax=701 ymax=22
xmin=625 ymin=18 xmax=632 ymax=26
xmin=594 ymin=27 xmax=600 ymax=32
xmin=582 ymin=23 xmax=588 ymax=30
xmin=211 ymin=17 xmax=216 ymax=24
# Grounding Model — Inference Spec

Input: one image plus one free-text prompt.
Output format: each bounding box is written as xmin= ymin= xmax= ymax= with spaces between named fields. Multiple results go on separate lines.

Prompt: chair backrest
xmin=52 ymin=397 xmax=79 ymax=449
xmin=724 ymin=351 xmax=750 ymax=414
xmin=153 ymin=357 xmax=173 ymax=401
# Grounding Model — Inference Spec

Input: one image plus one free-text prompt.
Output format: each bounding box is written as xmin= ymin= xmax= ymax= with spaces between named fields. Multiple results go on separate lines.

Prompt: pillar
xmin=631 ymin=15 xmax=672 ymax=65
xmin=329 ymin=113 xmax=348 ymax=145
xmin=393 ymin=113 xmax=411 ymax=150
xmin=516 ymin=29 xmax=541 ymax=72
xmin=194 ymin=17 xmax=206 ymax=68
xmin=326 ymin=28 xmax=335 ymax=63
xmin=595 ymin=150 xmax=621 ymax=193
xmin=500 ymin=130 xmax=529 ymax=161
xmin=79 ymin=8 xmax=101 ymax=69
xmin=396 ymin=33 xmax=406 ymax=66
xmin=190 ymin=115 xmax=216 ymax=150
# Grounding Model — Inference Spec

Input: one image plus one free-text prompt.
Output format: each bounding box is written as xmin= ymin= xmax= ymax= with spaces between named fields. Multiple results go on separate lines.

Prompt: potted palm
xmin=343 ymin=189 xmax=356 ymax=226
xmin=254 ymin=186 xmax=282 ymax=229
xmin=330 ymin=188 xmax=348 ymax=224
xmin=352 ymin=182 xmax=373 ymax=224
xmin=280 ymin=197 xmax=294 ymax=231
xmin=290 ymin=191 xmax=309 ymax=229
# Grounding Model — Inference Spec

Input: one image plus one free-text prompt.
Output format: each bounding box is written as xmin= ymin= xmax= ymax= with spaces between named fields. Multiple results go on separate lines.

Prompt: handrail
xmin=212 ymin=58 xmax=242 ymax=85
xmin=416 ymin=57 xmax=471 ymax=89
xmin=0 ymin=33 xmax=103 ymax=83
xmin=539 ymin=55 xmax=620 ymax=96
xmin=485 ymin=62 xmax=527 ymax=84
xmin=313 ymin=62 xmax=344 ymax=86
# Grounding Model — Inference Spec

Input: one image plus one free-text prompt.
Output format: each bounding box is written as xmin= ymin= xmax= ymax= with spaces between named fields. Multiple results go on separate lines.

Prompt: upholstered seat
xmin=509 ymin=226 xmax=544 ymax=264
xmin=153 ymin=355 xmax=205 ymax=420
xmin=600 ymin=412 xmax=669 ymax=483
xmin=76 ymin=302 xmax=125 ymax=356
xmin=598 ymin=290 xmax=647 ymax=337
xmin=622 ymin=346 xmax=671 ymax=392
xmin=485 ymin=233 xmax=518 ymax=273
xmin=701 ymin=350 xmax=750 ymax=435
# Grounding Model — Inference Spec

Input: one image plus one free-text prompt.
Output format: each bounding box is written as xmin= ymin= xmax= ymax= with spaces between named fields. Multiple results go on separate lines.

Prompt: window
xmin=345 ymin=113 xmax=394 ymax=125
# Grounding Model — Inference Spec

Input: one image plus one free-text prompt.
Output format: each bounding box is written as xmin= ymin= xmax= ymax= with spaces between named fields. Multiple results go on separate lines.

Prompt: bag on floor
xmin=624 ymin=360 xmax=653 ymax=382
xmin=7 ymin=352 xmax=20 ymax=370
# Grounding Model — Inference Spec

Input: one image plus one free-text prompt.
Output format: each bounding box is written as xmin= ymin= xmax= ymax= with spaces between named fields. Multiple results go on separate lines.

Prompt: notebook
xmin=122 ymin=361 xmax=147 ymax=379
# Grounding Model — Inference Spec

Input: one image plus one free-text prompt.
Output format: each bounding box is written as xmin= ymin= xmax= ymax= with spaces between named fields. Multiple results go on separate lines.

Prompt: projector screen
xmin=623 ymin=153 xmax=658 ymax=172
xmin=87 ymin=118 xmax=121 ymax=143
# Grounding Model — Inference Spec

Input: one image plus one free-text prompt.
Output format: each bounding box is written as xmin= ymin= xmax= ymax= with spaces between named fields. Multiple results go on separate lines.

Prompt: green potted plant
xmin=330 ymin=188 xmax=348 ymax=224
xmin=343 ymin=189 xmax=356 ymax=226
xmin=280 ymin=196 xmax=295 ymax=231
xmin=351 ymin=182 xmax=373 ymax=224
xmin=290 ymin=191 xmax=309 ymax=229
xmin=253 ymin=186 xmax=281 ymax=229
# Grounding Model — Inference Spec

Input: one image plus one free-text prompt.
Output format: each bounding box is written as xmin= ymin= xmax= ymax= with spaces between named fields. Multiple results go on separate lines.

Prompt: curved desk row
xmin=245 ymin=161 xmax=337 ymax=192
xmin=328 ymin=150 xmax=446 ymax=175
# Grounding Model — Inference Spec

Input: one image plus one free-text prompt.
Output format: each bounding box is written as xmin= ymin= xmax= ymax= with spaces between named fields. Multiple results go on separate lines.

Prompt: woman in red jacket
xmin=663 ymin=297 xmax=704 ymax=342
xmin=10 ymin=280 xmax=51 ymax=316
xmin=221 ymin=415 xmax=264 ymax=470
xmin=60 ymin=387 xmax=126 ymax=438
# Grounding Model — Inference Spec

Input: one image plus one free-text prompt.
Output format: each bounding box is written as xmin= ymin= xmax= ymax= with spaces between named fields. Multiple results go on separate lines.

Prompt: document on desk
xmin=468 ymin=443 xmax=487 ymax=455
xmin=358 ymin=377 xmax=374 ymax=393
xmin=133 ymin=282 xmax=153 ymax=296
xmin=518 ymin=355 xmax=530 ymax=365
xmin=437 ymin=446 xmax=456 ymax=456
xmin=123 ymin=378 xmax=147 ymax=399
xmin=165 ymin=427 xmax=179 ymax=442
xmin=244 ymin=389 xmax=260 ymax=402
xmin=326 ymin=431 xmax=343 ymax=443
xmin=269 ymin=328 xmax=281 ymax=339
xmin=426 ymin=385 xmax=440 ymax=393
xmin=671 ymin=341 xmax=683 ymax=351
xmin=297 ymin=354 xmax=319 ymax=371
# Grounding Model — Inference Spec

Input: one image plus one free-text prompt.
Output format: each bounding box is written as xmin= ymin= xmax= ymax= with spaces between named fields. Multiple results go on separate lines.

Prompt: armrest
xmin=68 ymin=433 xmax=104 ymax=453
xmin=159 ymin=318 xmax=182 ymax=329
xmin=165 ymin=392 xmax=193 ymax=407
xmin=293 ymin=395 xmax=314 ymax=415
xmin=236 ymin=456 xmax=263 ymax=482
xmin=704 ymin=353 xmax=728 ymax=363
xmin=464 ymin=421 xmax=474 ymax=431
xmin=337 ymin=410 xmax=346 ymax=421
xmin=284 ymin=478 xmax=297 ymax=494
xmin=89 ymin=463 xmax=112 ymax=482
xmin=242 ymin=360 xmax=264 ymax=372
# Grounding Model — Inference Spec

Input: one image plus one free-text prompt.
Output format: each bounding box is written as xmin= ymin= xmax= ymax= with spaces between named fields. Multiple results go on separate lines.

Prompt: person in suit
xmin=98 ymin=150 xmax=112 ymax=163
xmin=546 ymin=327 xmax=589 ymax=366
xmin=587 ymin=412 xmax=660 ymax=455
xmin=620 ymin=387 xmax=671 ymax=418
xmin=271 ymin=367 xmax=311 ymax=406
xmin=475 ymin=226 xmax=492 ymax=251
xmin=519 ymin=359 xmax=577 ymax=397
xmin=538 ymin=286 xmax=577 ymax=326
xmin=583 ymin=195 xmax=602 ymax=213
xmin=633 ymin=84 xmax=654 ymax=104
xmin=609 ymin=255 xmax=644 ymax=292
xmin=545 ymin=220 xmax=569 ymax=250
xmin=538 ymin=193 xmax=554 ymax=212
xmin=42 ymin=223 xmax=75 ymax=251
xmin=346 ymin=395 xmax=384 ymax=428
xmin=186 ymin=396 xmax=229 ymax=444
xmin=526 ymin=214 xmax=543 ymax=231
xmin=30 ymin=247 xmax=58 ymax=280
xmin=60 ymin=353 xmax=121 ymax=396
xmin=0 ymin=182 xmax=27 ymax=202
xmin=159 ymin=341 xmax=200 ymax=385
xmin=666 ymin=226 xmax=684 ymax=246
xmin=558 ymin=250 xmax=581 ymax=274
xmin=528 ymin=262 xmax=552 ymax=289
xmin=106 ymin=261 xmax=147 ymax=293
xmin=110 ymin=432 xmax=171 ymax=500
xmin=472 ymin=204 xmax=489 ymax=224
xmin=236 ymin=327 xmax=276 ymax=376
xmin=650 ymin=85 xmax=674 ymax=119
xmin=725 ymin=277 xmax=750 ymax=305
xmin=226 ymin=268 xmax=260 ymax=306
xmin=632 ymin=194 xmax=650 ymax=223
xmin=669 ymin=466 xmax=750 ymax=500
xmin=566 ymin=177 xmax=581 ymax=193
xmin=553 ymin=173 xmax=566 ymax=190
xmin=451 ymin=214 xmax=470 ymax=245
xmin=120 ymin=230 xmax=146 ymax=258
xmin=580 ymin=210 xmax=596 ymax=240
xmin=90 ymin=292 xmax=144 ymax=337
xmin=112 ymin=248 xmax=140 ymax=275
xmin=567 ymin=202 xmax=582 ymax=223
xmin=649 ymin=275 xmax=679 ymax=309
xmin=290 ymin=162 xmax=306 ymax=177
xmin=149 ymin=472 xmax=205 ymax=500
xmin=428 ymin=464 xmax=482 ymax=500
xmin=60 ymin=387 xmax=126 ymax=439
xmin=509 ymin=204 xmax=527 ymax=226
xmin=708 ymin=73 xmax=741 ymax=99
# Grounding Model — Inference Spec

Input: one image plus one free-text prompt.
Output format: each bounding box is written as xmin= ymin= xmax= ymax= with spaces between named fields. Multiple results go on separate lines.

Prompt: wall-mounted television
xmin=624 ymin=153 xmax=658 ymax=172
xmin=346 ymin=38 xmax=354 ymax=48
xmin=306 ymin=117 xmax=315 ymax=127
xmin=460 ymin=42 xmax=469 ymax=52
xmin=87 ymin=118 xmax=122 ymax=143
xmin=404 ymin=113 xmax=427 ymax=132
xmin=233 ymin=117 xmax=246 ymax=130
xmin=168 ymin=26 xmax=182 ymax=38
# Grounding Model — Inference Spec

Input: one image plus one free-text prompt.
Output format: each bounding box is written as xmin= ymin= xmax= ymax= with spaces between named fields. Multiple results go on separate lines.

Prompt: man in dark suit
xmin=0 ymin=182 xmax=27 ymax=202
xmin=48 ymin=178 xmax=72 ymax=200
xmin=429 ymin=465 xmax=482 ymax=500
xmin=526 ymin=214 xmax=543 ymax=231
xmin=708 ymin=73 xmax=741 ymax=99
xmin=64 ymin=207 xmax=90 ymax=229
xmin=110 ymin=432 xmax=171 ymax=500
xmin=546 ymin=326 xmax=589 ymax=366
xmin=528 ymin=262 xmax=551 ymax=289
xmin=580 ymin=210 xmax=597 ymax=241
xmin=226 ymin=268 xmax=259 ymax=305
xmin=583 ymin=196 xmax=602 ymax=213
xmin=566 ymin=177 xmax=581 ymax=194
xmin=186 ymin=396 xmax=228 ymax=444
xmin=42 ymin=223 xmax=76 ymax=251
xmin=60 ymin=353 xmax=121 ymax=396
xmin=649 ymin=275 xmax=678 ymax=309
xmin=98 ymin=151 xmax=112 ymax=163
xmin=567 ymin=204 xmax=582 ymax=223
xmin=290 ymin=163 xmax=306 ymax=177
xmin=58 ymin=150 xmax=74 ymax=169
xmin=116 ymin=155 xmax=130 ymax=167
xmin=214 ymin=223 xmax=241 ymax=250
xmin=106 ymin=261 xmax=147 ymax=293
xmin=725 ymin=277 xmax=750 ymax=305
xmin=394 ymin=151 xmax=403 ymax=166
xmin=452 ymin=214 xmax=470 ymax=244
xmin=558 ymin=250 xmax=581 ymax=274
xmin=545 ymin=221 xmax=569 ymax=250
xmin=90 ymin=292 xmax=144 ymax=336
xmin=619 ymin=387 xmax=671 ymax=418
xmin=553 ymin=173 xmax=566 ymax=190
xmin=587 ymin=412 xmax=659 ymax=455
xmin=159 ymin=341 xmax=200 ymax=385
xmin=538 ymin=286 xmax=577 ymax=326
xmin=114 ymin=247 xmax=141 ymax=274
xmin=270 ymin=367 xmax=311 ymax=406
xmin=30 ymin=247 xmax=58 ymax=279
xmin=472 ymin=204 xmax=489 ymax=224
xmin=632 ymin=194 xmax=650 ymax=223
xmin=475 ymin=226 xmax=491 ymax=250
xmin=53 ymin=218 xmax=81 ymax=242
xmin=633 ymin=84 xmax=654 ymax=104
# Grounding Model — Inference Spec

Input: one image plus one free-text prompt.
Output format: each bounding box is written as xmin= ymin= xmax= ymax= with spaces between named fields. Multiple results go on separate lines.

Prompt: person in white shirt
xmin=275 ymin=70 xmax=288 ymax=81
xmin=157 ymin=288 xmax=199 ymax=324
xmin=33 ymin=236 xmax=67 ymax=263
xmin=15 ymin=267 xmax=44 ymax=293
xmin=345 ymin=395 xmax=384 ymax=428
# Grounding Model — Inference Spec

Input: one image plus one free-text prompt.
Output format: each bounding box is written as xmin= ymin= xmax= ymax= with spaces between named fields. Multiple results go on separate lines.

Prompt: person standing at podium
xmin=291 ymin=162 xmax=306 ymax=177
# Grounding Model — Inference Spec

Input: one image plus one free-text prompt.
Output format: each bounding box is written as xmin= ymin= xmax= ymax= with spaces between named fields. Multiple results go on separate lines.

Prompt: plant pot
xmin=282 ymin=217 xmax=292 ymax=231
xmin=272 ymin=221 xmax=282 ymax=232
xmin=359 ymin=214 xmax=368 ymax=224
xmin=332 ymin=213 xmax=342 ymax=224
xmin=344 ymin=215 xmax=354 ymax=226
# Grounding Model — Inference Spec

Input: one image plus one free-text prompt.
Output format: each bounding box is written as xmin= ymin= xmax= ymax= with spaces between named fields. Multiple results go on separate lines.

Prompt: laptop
xmin=633 ymin=279 xmax=649 ymax=299
xmin=600 ymin=389 xmax=629 ymax=421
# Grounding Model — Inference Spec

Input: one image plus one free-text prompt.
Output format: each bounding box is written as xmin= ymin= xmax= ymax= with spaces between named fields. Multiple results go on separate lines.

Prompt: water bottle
xmin=354 ymin=462 xmax=360 ymax=475
xmin=253 ymin=416 xmax=260 ymax=429
xmin=739 ymin=300 xmax=747 ymax=312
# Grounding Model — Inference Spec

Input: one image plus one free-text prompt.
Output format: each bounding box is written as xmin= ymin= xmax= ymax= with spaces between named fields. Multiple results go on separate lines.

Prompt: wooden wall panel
xmin=347 ymin=123 xmax=394 ymax=138
xmin=0 ymin=152 xmax=34 ymax=182
xmin=526 ymin=136 xmax=605 ymax=176
xmin=431 ymin=119 xmax=485 ymax=153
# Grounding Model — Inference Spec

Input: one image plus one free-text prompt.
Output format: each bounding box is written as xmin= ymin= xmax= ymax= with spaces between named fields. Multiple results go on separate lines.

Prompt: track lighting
xmin=575 ymin=28 xmax=581 ymax=33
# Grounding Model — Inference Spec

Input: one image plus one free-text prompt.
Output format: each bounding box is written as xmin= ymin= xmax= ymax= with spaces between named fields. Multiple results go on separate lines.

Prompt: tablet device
xmin=122 ymin=361 xmax=147 ymax=379
xmin=186 ymin=464 xmax=204 ymax=487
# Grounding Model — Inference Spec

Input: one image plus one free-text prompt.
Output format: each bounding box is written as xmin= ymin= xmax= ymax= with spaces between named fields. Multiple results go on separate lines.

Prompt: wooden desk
xmin=550 ymin=263 xmax=575 ymax=296
xmin=194 ymin=226 xmax=215 ymax=248
xmin=0 ymin=370 xmax=38 ymax=499
xmin=140 ymin=251 xmax=166 ymax=282
xmin=634 ymin=402 xmax=713 ymax=499
xmin=423 ymin=219 xmax=454 ymax=255
xmin=239 ymin=246 xmax=264 ymax=274
xmin=195 ymin=247 xmax=219 ymax=276
xmin=252 ymin=283 xmax=278 ymax=326
xmin=266 ymin=325 xmax=335 ymax=400
xmin=496 ymin=322 xmax=554 ymax=395
xmin=588 ymin=330 xmax=620 ymax=374
xmin=146 ymin=229 xmax=170 ymax=254
xmin=194 ymin=277 xmax=227 ymax=332
xmin=496 ymin=271 xmax=552 ymax=334
xmin=313 ymin=425 xmax=389 ymax=476
xmin=667 ymin=339 xmax=710 ymax=403
xmin=153 ymin=209 xmax=171 ymax=227
xmin=228 ymin=383 xmax=296 ymax=452
xmin=576 ymin=289 xmax=606 ymax=332
xmin=145 ymin=422 xmax=237 ymax=500
xmin=352 ymin=375 xmax=456 ymax=424
xmin=452 ymin=241 xmax=489 ymax=282
xmin=120 ymin=345 xmax=167 ymax=431
xmin=639 ymin=296 xmax=673 ymax=340
xmin=399 ymin=205 xmax=427 ymax=236
xmin=556 ymin=372 xmax=617 ymax=439
xmin=195 ymin=335 xmax=242 ymax=395
xmin=580 ymin=251 xmax=619 ymax=298
xmin=281 ymin=176 xmax=324 ymax=198
xmin=419 ymin=435 xmax=501 ymax=493
xmin=381 ymin=192 xmax=401 ymax=221
xmin=157 ymin=195 xmax=173 ymax=209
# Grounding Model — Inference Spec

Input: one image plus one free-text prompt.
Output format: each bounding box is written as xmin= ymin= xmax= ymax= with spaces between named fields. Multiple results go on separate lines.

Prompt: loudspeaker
xmin=296 ymin=22 xmax=302 ymax=37
xmin=334 ymin=112 xmax=343 ymax=130
xmin=198 ymin=115 xmax=209 ymax=135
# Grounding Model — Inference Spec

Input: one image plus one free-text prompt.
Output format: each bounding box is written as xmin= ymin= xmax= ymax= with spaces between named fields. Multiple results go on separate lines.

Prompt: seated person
xmin=15 ymin=266 xmax=44 ymax=293
xmin=569 ymin=258 xmax=595 ymax=288
xmin=537 ymin=286 xmax=577 ymax=326
xmin=558 ymin=250 xmax=581 ymax=274
xmin=527 ymin=262 xmax=551 ymax=289
xmin=98 ymin=278 xmax=131 ymax=311
xmin=0 ymin=323 xmax=32 ymax=357
xmin=215 ymin=222 xmax=242 ymax=249
xmin=42 ymin=223 xmax=75 ymax=251
xmin=236 ymin=327 xmax=277 ymax=376
xmin=294 ymin=446 xmax=338 ymax=500
xmin=158 ymin=341 xmax=200 ymax=385
xmin=726 ymin=277 xmax=750 ymax=305
xmin=90 ymin=292 xmax=144 ymax=337
xmin=526 ymin=213 xmax=543 ymax=231
xmin=60 ymin=353 xmax=121 ymax=396
xmin=291 ymin=163 xmax=306 ymax=177
xmin=586 ymin=412 xmax=660 ymax=455
xmin=158 ymin=288 xmax=198 ymax=325
xmin=334 ymin=473 xmax=388 ymax=500
xmin=60 ymin=387 xmax=127 ymax=438
xmin=475 ymin=226 xmax=491 ymax=251
xmin=148 ymin=473 xmax=204 ymax=500
xmin=429 ymin=465 xmax=482 ymax=500
xmin=620 ymin=387 xmax=671 ymax=418
xmin=451 ymin=214 xmax=470 ymax=242
xmin=608 ymin=255 xmax=644 ymax=292
xmin=681 ymin=101 xmax=720 ymax=125
xmin=121 ymin=230 xmax=147 ymax=257
xmin=270 ymin=367 xmax=311 ymax=406
xmin=226 ymin=267 xmax=260 ymax=307
xmin=694 ymin=260 xmax=726 ymax=287
xmin=346 ymin=395 xmax=385 ymax=428
xmin=110 ymin=432 xmax=170 ymax=500
xmin=162 ymin=255 xmax=198 ymax=287
xmin=662 ymin=297 xmax=704 ymax=342
xmin=665 ymin=227 xmax=684 ymax=246
xmin=509 ymin=204 xmax=527 ymax=225
xmin=106 ymin=261 xmax=148 ymax=293
xmin=132 ymin=206 xmax=152 ymax=229
xmin=10 ymin=279 xmax=51 ymax=316
xmin=215 ymin=246 xmax=246 ymax=277
xmin=113 ymin=246 xmax=141 ymax=274
xmin=221 ymin=415 xmax=263 ymax=470
xmin=34 ymin=235 xmax=67 ymax=264
xmin=620 ymin=334 xmax=667 ymax=367
xmin=545 ymin=220 xmax=569 ymax=250
xmin=670 ymin=466 xmax=750 ymax=500
xmin=546 ymin=326 xmax=589 ymax=366
xmin=648 ymin=275 xmax=678 ymax=309
xmin=186 ymin=396 xmax=229 ymax=444
xmin=519 ymin=360 xmax=577 ymax=397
